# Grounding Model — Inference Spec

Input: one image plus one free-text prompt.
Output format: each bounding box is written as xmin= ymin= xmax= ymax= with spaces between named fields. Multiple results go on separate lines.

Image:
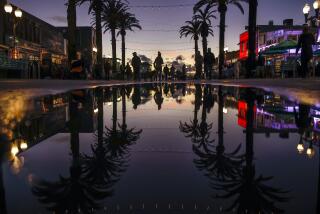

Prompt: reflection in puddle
xmin=0 ymin=83 xmax=319 ymax=213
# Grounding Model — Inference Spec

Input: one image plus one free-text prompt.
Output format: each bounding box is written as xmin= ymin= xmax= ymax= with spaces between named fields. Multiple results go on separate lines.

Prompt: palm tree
xmin=194 ymin=5 xmax=215 ymax=57
xmin=118 ymin=12 xmax=142 ymax=79
xmin=179 ymin=19 xmax=201 ymax=67
xmin=194 ymin=0 xmax=247 ymax=79
xmin=66 ymin=0 xmax=79 ymax=63
xmin=247 ymin=0 xmax=258 ymax=77
xmin=80 ymin=0 xmax=105 ymax=79
xmin=32 ymin=97 xmax=110 ymax=213
xmin=102 ymin=0 xmax=128 ymax=73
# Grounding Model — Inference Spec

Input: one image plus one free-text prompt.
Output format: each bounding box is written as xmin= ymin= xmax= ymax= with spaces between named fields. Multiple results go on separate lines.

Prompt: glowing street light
xmin=297 ymin=141 xmax=305 ymax=154
xmin=306 ymin=143 xmax=315 ymax=158
xmin=4 ymin=3 xmax=13 ymax=13
xmin=14 ymin=8 xmax=22 ymax=18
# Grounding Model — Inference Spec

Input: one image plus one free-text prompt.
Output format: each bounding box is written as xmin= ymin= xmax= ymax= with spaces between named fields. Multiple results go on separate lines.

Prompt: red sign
xmin=239 ymin=31 xmax=258 ymax=60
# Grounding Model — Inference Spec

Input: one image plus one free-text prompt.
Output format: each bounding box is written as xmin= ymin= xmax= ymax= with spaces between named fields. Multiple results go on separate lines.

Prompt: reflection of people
xmin=195 ymin=51 xmax=203 ymax=79
xmin=163 ymin=65 xmax=169 ymax=81
xmin=154 ymin=52 xmax=164 ymax=81
xmin=204 ymin=48 xmax=215 ymax=80
xmin=131 ymin=52 xmax=141 ymax=81
xmin=154 ymin=86 xmax=164 ymax=110
xmin=296 ymin=26 xmax=315 ymax=78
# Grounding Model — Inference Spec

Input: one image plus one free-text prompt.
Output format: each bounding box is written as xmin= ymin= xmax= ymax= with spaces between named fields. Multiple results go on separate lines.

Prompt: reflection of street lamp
xmin=297 ymin=141 xmax=305 ymax=154
xmin=307 ymin=143 xmax=315 ymax=158
xmin=4 ymin=3 xmax=23 ymax=59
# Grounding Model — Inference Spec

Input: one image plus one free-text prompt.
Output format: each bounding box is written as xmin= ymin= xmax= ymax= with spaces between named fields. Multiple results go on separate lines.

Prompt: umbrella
xmin=270 ymin=40 xmax=298 ymax=51
xmin=313 ymin=49 xmax=320 ymax=56
xmin=261 ymin=49 xmax=288 ymax=56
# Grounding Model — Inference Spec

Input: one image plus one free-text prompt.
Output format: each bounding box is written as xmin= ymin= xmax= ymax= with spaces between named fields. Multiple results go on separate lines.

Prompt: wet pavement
xmin=0 ymin=83 xmax=319 ymax=213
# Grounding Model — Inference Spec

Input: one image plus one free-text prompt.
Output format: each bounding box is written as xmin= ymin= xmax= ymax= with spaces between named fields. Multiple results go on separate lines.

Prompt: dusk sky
xmin=11 ymin=0 xmax=305 ymax=64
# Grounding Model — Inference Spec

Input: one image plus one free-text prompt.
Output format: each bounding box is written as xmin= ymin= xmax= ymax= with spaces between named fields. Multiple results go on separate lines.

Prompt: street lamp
xmin=303 ymin=1 xmax=320 ymax=26
xmin=303 ymin=3 xmax=311 ymax=24
xmin=4 ymin=3 xmax=23 ymax=59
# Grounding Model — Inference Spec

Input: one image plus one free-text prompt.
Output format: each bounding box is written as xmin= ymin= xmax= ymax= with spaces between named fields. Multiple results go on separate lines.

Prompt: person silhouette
xmin=204 ymin=48 xmax=215 ymax=80
xmin=296 ymin=26 xmax=315 ymax=78
xmin=154 ymin=85 xmax=164 ymax=110
xmin=131 ymin=52 xmax=141 ymax=81
xmin=195 ymin=50 xmax=203 ymax=79
xmin=163 ymin=64 xmax=169 ymax=81
xmin=154 ymin=52 xmax=164 ymax=82
xmin=170 ymin=65 xmax=176 ymax=81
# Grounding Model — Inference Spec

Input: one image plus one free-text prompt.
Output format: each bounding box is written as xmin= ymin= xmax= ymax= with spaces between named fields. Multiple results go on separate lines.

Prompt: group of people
xmin=129 ymin=51 xmax=188 ymax=81
xmin=195 ymin=48 xmax=216 ymax=80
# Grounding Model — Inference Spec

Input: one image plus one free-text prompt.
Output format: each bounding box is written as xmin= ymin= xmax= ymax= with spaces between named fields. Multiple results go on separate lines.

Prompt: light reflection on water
xmin=0 ymin=83 xmax=319 ymax=213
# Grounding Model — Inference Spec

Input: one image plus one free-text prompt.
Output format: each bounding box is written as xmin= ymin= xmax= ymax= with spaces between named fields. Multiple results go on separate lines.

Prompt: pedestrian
xmin=195 ymin=50 xmax=203 ymax=79
xmin=204 ymin=48 xmax=215 ymax=80
xmin=154 ymin=51 xmax=164 ymax=81
xmin=170 ymin=65 xmax=175 ymax=81
xmin=125 ymin=62 xmax=132 ymax=80
xmin=131 ymin=52 xmax=141 ymax=81
xmin=163 ymin=64 xmax=169 ymax=81
xmin=296 ymin=26 xmax=315 ymax=78
xmin=234 ymin=60 xmax=241 ymax=79
xmin=104 ymin=60 xmax=111 ymax=80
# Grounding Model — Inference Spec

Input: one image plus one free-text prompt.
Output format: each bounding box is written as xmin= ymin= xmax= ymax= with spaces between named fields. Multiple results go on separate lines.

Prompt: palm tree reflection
xmin=32 ymin=91 xmax=110 ymax=213
xmin=193 ymin=86 xmax=242 ymax=180
xmin=213 ymin=88 xmax=289 ymax=213
xmin=180 ymin=84 xmax=203 ymax=147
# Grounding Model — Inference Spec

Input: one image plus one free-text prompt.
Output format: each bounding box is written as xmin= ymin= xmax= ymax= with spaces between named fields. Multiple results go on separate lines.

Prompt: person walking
xmin=131 ymin=52 xmax=141 ymax=81
xmin=154 ymin=51 xmax=164 ymax=82
xmin=195 ymin=50 xmax=203 ymax=79
xmin=296 ymin=26 xmax=315 ymax=78
xmin=163 ymin=64 xmax=169 ymax=81
xmin=204 ymin=48 xmax=215 ymax=80
xmin=182 ymin=64 xmax=187 ymax=80
xmin=125 ymin=62 xmax=132 ymax=80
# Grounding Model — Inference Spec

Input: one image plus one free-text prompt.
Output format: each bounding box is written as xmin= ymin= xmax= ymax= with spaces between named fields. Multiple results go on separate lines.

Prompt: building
xmin=239 ymin=19 xmax=313 ymax=60
xmin=57 ymin=26 xmax=97 ymax=75
xmin=0 ymin=1 xmax=67 ymax=78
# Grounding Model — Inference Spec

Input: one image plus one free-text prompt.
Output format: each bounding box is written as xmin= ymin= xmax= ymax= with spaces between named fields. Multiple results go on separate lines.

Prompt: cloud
xmin=49 ymin=16 xmax=67 ymax=24
xmin=139 ymin=55 xmax=152 ymax=64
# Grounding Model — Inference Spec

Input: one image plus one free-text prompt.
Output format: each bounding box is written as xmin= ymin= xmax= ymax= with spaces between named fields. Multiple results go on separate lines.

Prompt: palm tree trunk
xmin=121 ymin=32 xmax=126 ymax=80
xmin=112 ymin=87 xmax=118 ymax=131
xmin=218 ymin=4 xmax=227 ymax=79
xmin=121 ymin=88 xmax=126 ymax=128
xmin=218 ymin=86 xmax=224 ymax=147
xmin=111 ymin=29 xmax=117 ymax=73
xmin=247 ymin=0 xmax=258 ymax=78
xmin=245 ymin=89 xmax=255 ymax=167
xmin=69 ymin=100 xmax=80 ymax=168
xmin=97 ymin=88 xmax=104 ymax=145
xmin=95 ymin=7 xmax=104 ymax=79
xmin=202 ymin=37 xmax=207 ymax=57
xmin=194 ymin=38 xmax=199 ymax=64
xmin=67 ymin=0 xmax=77 ymax=64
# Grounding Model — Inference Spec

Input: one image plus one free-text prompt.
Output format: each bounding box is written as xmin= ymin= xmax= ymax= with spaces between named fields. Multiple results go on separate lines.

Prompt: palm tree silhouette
xmin=32 ymin=94 xmax=110 ymax=213
xmin=180 ymin=84 xmax=203 ymax=146
xmin=66 ymin=0 xmax=79 ymax=63
xmin=0 ymin=134 xmax=10 ymax=214
xmin=102 ymin=0 xmax=128 ymax=72
xmin=193 ymin=5 xmax=215 ymax=57
xmin=212 ymin=89 xmax=289 ymax=213
xmin=194 ymin=0 xmax=247 ymax=79
xmin=80 ymin=0 xmax=106 ymax=78
xmin=180 ymin=19 xmax=201 ymax=69
xmin=118 ymin=12 xmax=142 ymax=79
xmin=193 ymin=86 xmax=242 ymax=180
xmin=247 ymin=0 xmax=258 ymax=76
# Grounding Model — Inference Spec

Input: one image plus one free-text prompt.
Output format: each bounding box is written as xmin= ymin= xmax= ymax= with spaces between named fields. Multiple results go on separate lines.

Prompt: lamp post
xmin=3 ymin=2 xmax=22 ymax=59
